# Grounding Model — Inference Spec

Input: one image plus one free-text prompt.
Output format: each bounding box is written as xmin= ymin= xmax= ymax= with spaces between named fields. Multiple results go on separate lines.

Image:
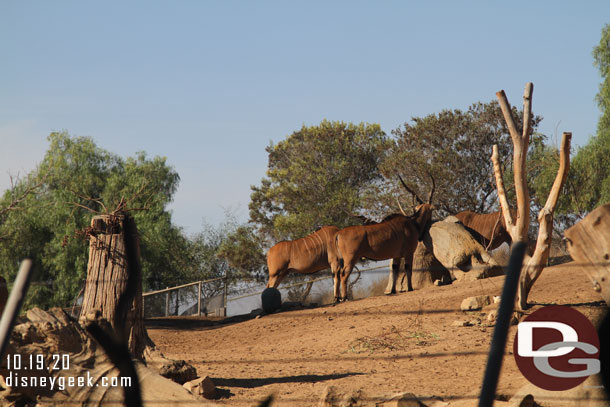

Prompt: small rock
xmin=159 ymin=359 xmax=197 ymax=384
xmin=339 ymin=390 xmax=363 ymax=407
xmin=376 ymin=392 xmax=425 ymax=407
xmin=460 ymin=295 xmax=493 ymax=311
xmin=468 ymin=318 xmax=481 ymax=326
xmin=183 ymin=376 xmax=216 ymax=399
xmin=319 ymin=385 xmax=339 ymax=407
xmin=328 ymin=316 xmax=334 ymax=321
xmin=452 ymin=320 xmax=470 ymax=327
xmin=487 ymin=309 xmax=498 ymax=322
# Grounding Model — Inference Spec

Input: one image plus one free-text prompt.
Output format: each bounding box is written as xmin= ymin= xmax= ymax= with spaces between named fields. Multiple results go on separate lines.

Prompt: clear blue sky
xmin=1 ymin=2 xmax=608 ymax=233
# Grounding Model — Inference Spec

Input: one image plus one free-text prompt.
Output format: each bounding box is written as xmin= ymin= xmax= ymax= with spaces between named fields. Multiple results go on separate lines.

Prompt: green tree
xmin=0 ymin=132 xmax=187 ymax=309
xmin=564 ymin=23 xmax=610 ymax=214
xmin=189 ymin=215 xmax=267 ymax=294
xmin=249 ymin=120 xmax=391 ymax=240
xmin=381 ymin=101 xmax=543 ymax=217
xmin=536 ymin=24 xmax=610 ymax=219
xmin=217 ymin=224 xmax=267 ymax=283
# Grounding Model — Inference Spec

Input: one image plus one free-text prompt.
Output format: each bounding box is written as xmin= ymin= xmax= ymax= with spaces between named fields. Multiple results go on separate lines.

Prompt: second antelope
xmin=333 ymin=176 xmax=435 ymax=302
xmin=266 ymin=226 xmax=341 ymax=289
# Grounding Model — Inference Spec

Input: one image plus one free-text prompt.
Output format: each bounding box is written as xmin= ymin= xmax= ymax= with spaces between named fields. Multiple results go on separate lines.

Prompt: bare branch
xmin=0 ymin=178 xmax=44 ymax=218
xmin=496 ymin=85 xmax=531 ymax=241
xmin=496 ymin=90 xmax=521 ymax=143
xmin=542 ymin=133 xmax=571 ymax=212
xmin=522 ymin=83 xmax=534 ymax=143
xmin=491 ymin=144 xmax=515 ymax=233
xmin=67 ymin=201 xmax=101 ymax=215
xmin=67 ymin=188 xmax=107 ymax=213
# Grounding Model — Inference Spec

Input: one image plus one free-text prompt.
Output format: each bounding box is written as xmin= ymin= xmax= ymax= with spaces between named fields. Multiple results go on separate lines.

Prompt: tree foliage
xmin=380 ymin=101 xmax=543 ymax=217
xmin=566 ymin=23 xmax=610 ymax=214
xmin=249 ymin=120 xmax=391 ymax=241
xmin=0 ymin=132 xmax=186 ymax=309
xmin=187 ymin=215 xmax=267 ymax=295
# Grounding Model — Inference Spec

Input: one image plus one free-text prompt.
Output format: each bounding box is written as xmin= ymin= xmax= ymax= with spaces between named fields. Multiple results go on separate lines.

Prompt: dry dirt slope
xmin=148 ymin=263 xmax=607 ymax=407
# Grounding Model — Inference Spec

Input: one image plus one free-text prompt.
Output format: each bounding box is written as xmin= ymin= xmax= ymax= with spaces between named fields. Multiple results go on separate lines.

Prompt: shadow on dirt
xmin=145 ymin=313 xmax=257 ymax=331
xmin=530 ymin=300 xmax=606 ymax=308
xmin=213 ymin=372 xmax=363 ymax=388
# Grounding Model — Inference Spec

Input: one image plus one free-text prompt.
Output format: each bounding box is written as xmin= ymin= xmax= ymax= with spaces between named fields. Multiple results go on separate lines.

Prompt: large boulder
xmin=423 ymin=217 xmax=504 ymax=281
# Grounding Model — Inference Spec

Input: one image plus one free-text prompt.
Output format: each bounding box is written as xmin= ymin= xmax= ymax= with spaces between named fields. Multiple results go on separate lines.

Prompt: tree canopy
xmin=567 ymin=23 xmax=610 ymax=213
xmin=380 ymin=101 xmax=543 ymax=217
xmin=249 ymin=120 xmax=391 ymax=241
xmin=0 ymin=132 xmax=187 ymax=308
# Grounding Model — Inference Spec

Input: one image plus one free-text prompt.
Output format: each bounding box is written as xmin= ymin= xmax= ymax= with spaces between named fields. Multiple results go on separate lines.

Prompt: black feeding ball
xmin=261 ymin=287 xmax=282 ymax=314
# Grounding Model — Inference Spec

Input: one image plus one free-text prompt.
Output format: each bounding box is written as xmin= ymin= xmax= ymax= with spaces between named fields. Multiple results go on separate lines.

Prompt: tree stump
xmin=79 ymin=213 xmax=152 ymax=360
xmin=78 ymin=213 xmax=195 ymax=383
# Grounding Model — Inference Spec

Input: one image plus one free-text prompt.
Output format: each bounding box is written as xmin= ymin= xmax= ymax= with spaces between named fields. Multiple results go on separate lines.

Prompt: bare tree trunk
xmin=79 ymin=213 xmax=154 ymax=361
xmin=492 ymin=83 xmax=571 ymax=310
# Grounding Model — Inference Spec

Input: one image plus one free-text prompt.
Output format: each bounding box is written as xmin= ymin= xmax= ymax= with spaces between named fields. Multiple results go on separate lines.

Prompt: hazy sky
xmin=1 ymin=2 xmax=608 ymax=233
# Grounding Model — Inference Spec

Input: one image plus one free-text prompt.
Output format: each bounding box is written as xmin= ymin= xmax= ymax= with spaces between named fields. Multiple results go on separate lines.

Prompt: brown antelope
xmin=266 ymin=226 xmax=341 ymax=289
xmin=454 ymin=210 xmax=511 ymax=251
xmin=333 ymin=175 xmax=435 ymax=302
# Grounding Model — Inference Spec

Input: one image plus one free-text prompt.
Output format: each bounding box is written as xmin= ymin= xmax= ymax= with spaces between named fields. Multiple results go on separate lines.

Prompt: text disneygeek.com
xmin=3 ymin=354 xmax=132 ymax=391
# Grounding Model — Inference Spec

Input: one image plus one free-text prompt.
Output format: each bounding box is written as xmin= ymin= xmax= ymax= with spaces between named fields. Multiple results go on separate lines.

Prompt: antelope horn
xmin=396 ymin=197 xmax=407 ymax=216
xmin=426 ymin=171 xmax=435 ymax=204
xmin=397 ymin=174 xmax=424 ymax=205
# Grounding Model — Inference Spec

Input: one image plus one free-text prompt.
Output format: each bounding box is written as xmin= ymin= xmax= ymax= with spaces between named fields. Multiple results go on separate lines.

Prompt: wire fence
xmin=136 ymin=253 xmax=599 ymax=319
xmin=142 ymin=276 xmax=227 ymax=318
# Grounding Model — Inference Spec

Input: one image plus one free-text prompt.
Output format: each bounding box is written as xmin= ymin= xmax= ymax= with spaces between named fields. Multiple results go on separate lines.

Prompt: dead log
xmin=0 ymin=308 xmax=216 ymax=406
xmin=564 ymin=202 xmax=610 ymax=305
xmin=423 ymin=217 xmax=504 ymax=281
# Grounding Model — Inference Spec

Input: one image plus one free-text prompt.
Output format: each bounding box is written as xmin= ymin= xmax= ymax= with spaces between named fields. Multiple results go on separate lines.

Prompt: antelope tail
xmin=335 ymin=234 xmax=344 ymax=270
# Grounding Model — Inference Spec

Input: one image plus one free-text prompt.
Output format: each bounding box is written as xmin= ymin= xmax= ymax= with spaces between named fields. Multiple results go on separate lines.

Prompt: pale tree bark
xmin=79 ymin=212 xmax=154 ymax=360
xmin=491 ymin=82 xmax=571 ymax=310
xmin=79 ymin=212 xmax=197 ymax=383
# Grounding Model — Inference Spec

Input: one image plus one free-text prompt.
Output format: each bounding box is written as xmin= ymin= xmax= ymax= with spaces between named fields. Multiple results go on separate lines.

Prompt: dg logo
xmin=514 ymin=305 xmax=601 ymax=391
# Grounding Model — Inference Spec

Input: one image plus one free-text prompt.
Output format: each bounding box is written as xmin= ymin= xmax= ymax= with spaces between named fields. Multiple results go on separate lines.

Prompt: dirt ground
xmin=147 ymin=262 xmax=607 ymax=407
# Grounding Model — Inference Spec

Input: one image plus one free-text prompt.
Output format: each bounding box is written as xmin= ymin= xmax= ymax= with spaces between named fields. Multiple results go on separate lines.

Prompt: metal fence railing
xmin=142 ymin=276 xmax=228 ymax=318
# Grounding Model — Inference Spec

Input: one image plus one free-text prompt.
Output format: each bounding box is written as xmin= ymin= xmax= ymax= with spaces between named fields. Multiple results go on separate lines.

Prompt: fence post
xmin=165 ymin=289 xmax=169 ymax=317
xmin=0 ymin=260 xmax=34 ymax=361
xmin=223 ymin=274 xmax=228 ymax=317
xmin=197 ymin=281 xmax=202 ymax=316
